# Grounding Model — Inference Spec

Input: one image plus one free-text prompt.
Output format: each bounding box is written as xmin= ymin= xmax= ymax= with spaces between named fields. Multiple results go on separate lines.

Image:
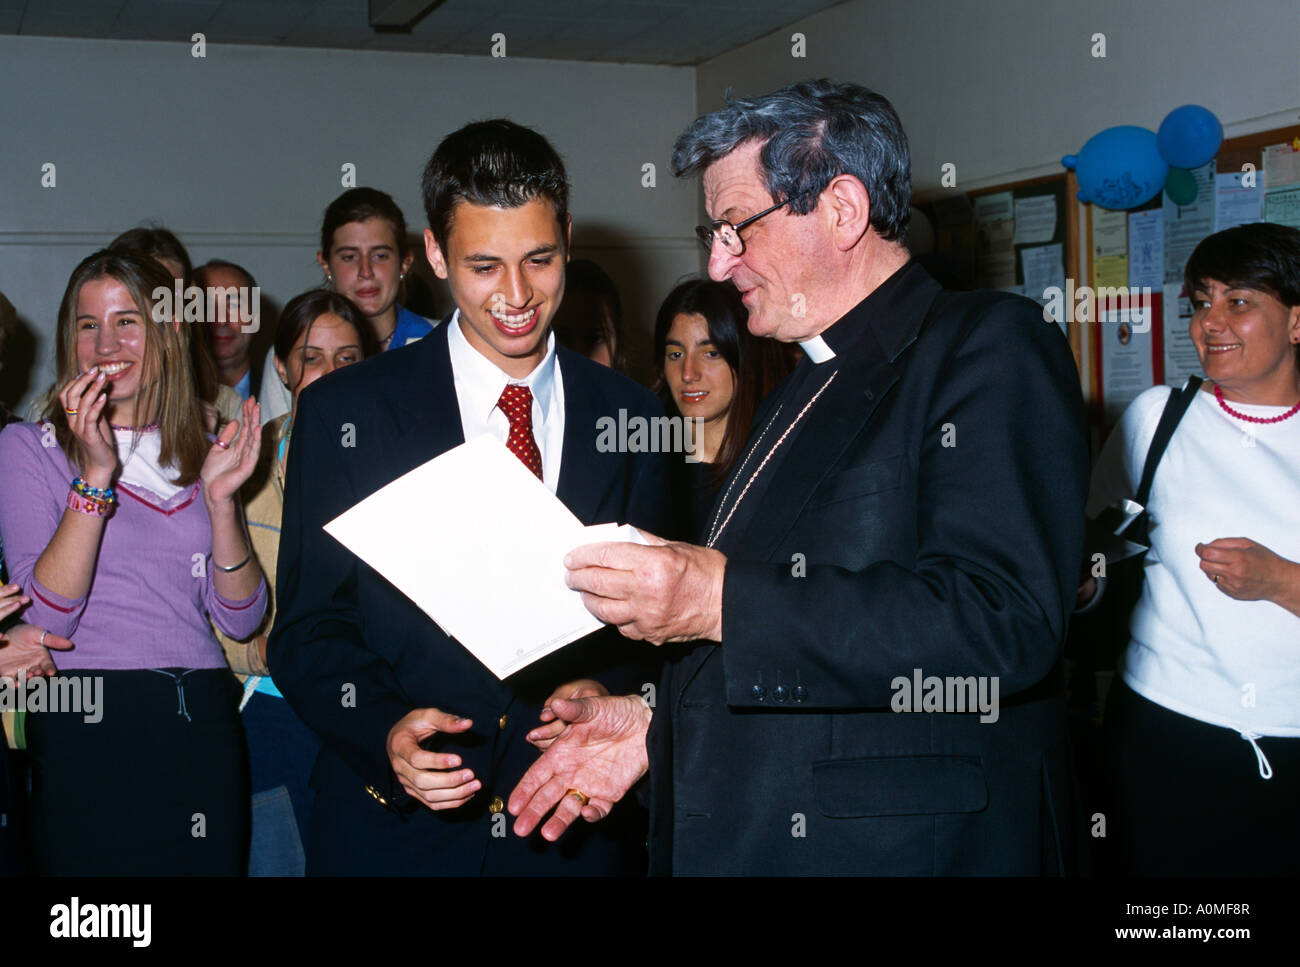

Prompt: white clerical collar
xmin=800 ymin=334 xmax=836 ymax=363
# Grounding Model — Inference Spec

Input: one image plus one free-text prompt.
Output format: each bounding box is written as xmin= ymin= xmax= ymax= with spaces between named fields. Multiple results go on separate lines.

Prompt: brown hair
xmin=42 ymin=251 xmax=208 ymax=486
xmin=273 ymin=289 xmax=376 ymax=394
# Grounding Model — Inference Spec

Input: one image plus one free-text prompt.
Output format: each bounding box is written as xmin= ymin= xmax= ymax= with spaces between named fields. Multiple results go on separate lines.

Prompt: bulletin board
xmin=1086 ymin=124 xmax=1300 ymax=426
xmin=928 ymin=172 xmax=1084 ymax=368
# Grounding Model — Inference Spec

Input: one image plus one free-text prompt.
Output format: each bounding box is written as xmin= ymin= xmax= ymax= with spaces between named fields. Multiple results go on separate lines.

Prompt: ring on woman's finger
xmin=215 ymin=440 xmax=230 ymax=450
xmin=39 ymin=629 xmax=48 ymax=647
xmin=65 ymin=408 xmax=78 ymax=416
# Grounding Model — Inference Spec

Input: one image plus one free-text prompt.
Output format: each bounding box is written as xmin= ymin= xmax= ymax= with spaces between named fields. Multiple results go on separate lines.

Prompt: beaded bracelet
xmin=67 ymin=489 xmax=113 ymax=518
xmin=71 ymin=476 xmax=116 ymax=503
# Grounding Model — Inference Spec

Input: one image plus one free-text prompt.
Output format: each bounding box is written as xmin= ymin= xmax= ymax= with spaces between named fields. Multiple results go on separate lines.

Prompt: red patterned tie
xmin=497 ymin=383 xmax=543 ymax=480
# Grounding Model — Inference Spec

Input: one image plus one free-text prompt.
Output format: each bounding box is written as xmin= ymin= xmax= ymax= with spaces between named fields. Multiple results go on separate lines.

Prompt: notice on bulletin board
xmin=1214 ymin=170 xmax=1263 ymax=231
xmin=976 ymin=219 xmax=1016 ymax=287
xmin=1263 ymin=142 xmax=1300 ymax=188
xmin=1162 ymin=161 xmax=1215 ymax=281
xmin=1128 ymin=209 xmax=1163 ymax=289
xmin=1013 ymin=195 xmax=1057 ymax=244
xmin=1093 ymin=207 xmax=1128 ymax=288
xmin=1264 ymin=186 xmax=1300 ymax=231
xmin=1100 ymin=305 xmax=1156 ymax=421
xmin=1162 ymin=282 xmax=1201 ymax=388
xmin=1021 ymin=242 xmax=1066 ymax=334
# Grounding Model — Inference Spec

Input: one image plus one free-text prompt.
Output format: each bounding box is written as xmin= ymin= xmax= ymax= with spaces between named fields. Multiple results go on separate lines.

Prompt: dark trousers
xmin=0 ymin=741 xmax=25 ymax=875
xmin=1103 ymin=678 xmax=1300 ymax=876
xmin=27 ymin=668 xmax=248 ymax=876
xmin=243 ymin=689 xmax=318 ymax=876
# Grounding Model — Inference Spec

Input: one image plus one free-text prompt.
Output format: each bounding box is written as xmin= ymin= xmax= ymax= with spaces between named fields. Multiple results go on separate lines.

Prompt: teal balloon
xmin=1164 ymin=167 xmax=1200 ymax=206
xmin=1062 ymin=126 xmax=1168 ymax=210
xmin=1158 ymin=105 xmax=1222 ymax=169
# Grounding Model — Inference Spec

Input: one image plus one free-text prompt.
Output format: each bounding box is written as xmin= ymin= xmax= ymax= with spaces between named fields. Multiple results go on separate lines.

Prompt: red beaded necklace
xmin=1214 ymin=383 xmax=1300 ymax=424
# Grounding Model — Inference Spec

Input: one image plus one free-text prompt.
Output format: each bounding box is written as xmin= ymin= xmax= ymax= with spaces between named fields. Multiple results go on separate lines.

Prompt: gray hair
xmin=671 ymin=79 xmax=911 ymax=242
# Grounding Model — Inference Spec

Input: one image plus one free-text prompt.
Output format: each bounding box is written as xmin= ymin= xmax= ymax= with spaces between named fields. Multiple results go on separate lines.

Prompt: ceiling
xmin=0 ymin=0 xmax=846 ymax=65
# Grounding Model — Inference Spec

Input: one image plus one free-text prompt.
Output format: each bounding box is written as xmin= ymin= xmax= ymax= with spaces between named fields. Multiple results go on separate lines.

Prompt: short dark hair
xmin=1185 ymin=221 xmax=1300 ymax=370
xmin=654 ymin=277 xmax=791 ymax=484
xmin=320 ymin=187 xmax=411 ymax=259
xmin=1184 ymin=222 xmax=1300 ymax=307
xmin=274 ymin=289 xmax=377 ymax=373
xmin=671 ymin=79 xmax=911 ymax=242
xmin=421 ymin=119 xmax=569 ymax=256
xmin=108 ymin=225 xmax=193 ymax=282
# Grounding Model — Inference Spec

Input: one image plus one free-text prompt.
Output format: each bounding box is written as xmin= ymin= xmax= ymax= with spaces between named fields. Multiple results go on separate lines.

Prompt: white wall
xmin=697 ymin=0 xmax=1300 ymax=193
xmin=694 ymin=0 xmax=1299 ymax=401
xmin=0 ymin=35 xmax=701 ymax=411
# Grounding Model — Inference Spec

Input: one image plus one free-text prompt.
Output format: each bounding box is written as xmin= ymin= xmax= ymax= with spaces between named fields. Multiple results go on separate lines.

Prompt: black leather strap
xmin=1135 ymin=376 xmax=1203 ymax=508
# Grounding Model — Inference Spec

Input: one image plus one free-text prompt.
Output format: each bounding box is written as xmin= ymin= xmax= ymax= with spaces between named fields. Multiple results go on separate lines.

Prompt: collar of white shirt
xmin=445 ymin=307 xmax=559 ymax=424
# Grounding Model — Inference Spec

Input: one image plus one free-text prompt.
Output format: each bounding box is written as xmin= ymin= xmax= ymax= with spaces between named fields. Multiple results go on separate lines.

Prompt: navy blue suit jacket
xmin=268 ymin=321 xmax=666 ymax=875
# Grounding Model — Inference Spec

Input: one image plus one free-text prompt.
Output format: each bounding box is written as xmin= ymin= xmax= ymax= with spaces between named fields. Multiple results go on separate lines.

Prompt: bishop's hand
xmin=508 ymin=694 xmax=651 ymax=841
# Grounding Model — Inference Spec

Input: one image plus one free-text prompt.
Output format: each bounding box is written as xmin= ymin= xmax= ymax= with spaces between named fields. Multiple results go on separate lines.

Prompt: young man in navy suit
xmin=268 ymin=120 xmax=666 ymax=875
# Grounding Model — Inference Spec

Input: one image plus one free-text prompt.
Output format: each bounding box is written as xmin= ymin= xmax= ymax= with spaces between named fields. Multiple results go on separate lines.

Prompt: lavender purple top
xmin=0 ymin=422 xmax=267 ymax=670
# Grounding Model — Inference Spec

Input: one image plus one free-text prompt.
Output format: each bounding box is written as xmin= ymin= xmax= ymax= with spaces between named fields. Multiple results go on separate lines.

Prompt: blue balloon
xmin=1157 ymin=104 xmax=1223 ymax=169
xmin=1062 ymin=126 xmax=1168 ymax=210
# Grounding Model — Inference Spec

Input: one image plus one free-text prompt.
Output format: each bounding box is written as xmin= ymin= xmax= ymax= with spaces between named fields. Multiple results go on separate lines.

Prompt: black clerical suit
xmin=269 ymin=321 xmax=666 ymax=875
xmin=645 ymin=261 xmax=1089 ymax=875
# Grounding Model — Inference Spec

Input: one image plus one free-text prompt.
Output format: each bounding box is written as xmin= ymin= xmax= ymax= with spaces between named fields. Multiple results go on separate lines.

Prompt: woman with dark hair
xmin=1083 ymin=221 xmax=1300 ymax=875
xmin=218 ymin=289 xmax=374 ymax=875
xmin=258 ymin=188 xmax=432 ymax=423
xmin=0 ymin=250 xmax=266 ymax=875
xmin=653 ymin=277 xmax=789 ymax=540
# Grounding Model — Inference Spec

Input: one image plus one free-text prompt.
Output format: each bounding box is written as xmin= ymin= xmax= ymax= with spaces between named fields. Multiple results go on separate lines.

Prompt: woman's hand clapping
xmin=201 ymin=396 xmax=262 ymax=507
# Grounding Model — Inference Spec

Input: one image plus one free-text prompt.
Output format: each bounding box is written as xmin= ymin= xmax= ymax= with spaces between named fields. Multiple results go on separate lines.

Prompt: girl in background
xmin=652 ymin=278 xmax=789 ymax=541
xmin=220 ymin=289 xmax=375 ymax=875
xmin=258 ymin=188 xmax=432 ymax=422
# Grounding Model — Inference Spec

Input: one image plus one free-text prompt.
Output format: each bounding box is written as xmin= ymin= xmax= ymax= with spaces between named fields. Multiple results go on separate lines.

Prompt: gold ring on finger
xmin=565 ymin=788 xmax=590 ymax=807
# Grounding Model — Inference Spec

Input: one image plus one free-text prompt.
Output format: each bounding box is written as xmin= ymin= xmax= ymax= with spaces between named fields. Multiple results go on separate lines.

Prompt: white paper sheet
xmin=1214 ymin=171 xmax=1263 ymax=231
xmin=1127 ymin=209 xmax=1163 ymax=289
xmin=323 ymin=435 xmax=646 ymax=680
xmin=1100 ymin=305 xmax=1154 ymax=421
xmin=1012 ymin=195 xmax=1057 ymax=245
xmin=1020 ymin=243 xmax=1066 ymax=335
xmin=973 ymin=191 xmax=1013 ymax=224
xmin=1162 ymin=161 xmax=1214 ymax=281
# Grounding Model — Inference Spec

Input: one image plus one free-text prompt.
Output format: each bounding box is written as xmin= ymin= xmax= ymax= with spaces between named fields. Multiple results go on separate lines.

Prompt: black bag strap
xmin=1134 ymin=376 xmax=1204 ymax=506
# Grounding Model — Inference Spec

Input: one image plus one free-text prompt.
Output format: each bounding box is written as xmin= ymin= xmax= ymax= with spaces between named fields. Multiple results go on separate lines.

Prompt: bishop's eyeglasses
xmin=695 ymin=194 xmax=806 ymax=256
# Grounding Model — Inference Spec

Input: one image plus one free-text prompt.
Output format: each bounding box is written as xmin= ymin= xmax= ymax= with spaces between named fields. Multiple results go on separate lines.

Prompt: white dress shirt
xmin=445 ymin=309 xmax=565 ymax=492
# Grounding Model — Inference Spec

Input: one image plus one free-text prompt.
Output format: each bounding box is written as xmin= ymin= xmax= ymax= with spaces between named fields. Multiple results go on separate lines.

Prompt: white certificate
xmin=324 ymin=435 xmax=646 ymax=679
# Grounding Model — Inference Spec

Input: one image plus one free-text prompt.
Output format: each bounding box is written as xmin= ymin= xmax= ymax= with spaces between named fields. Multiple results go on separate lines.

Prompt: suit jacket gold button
xmin=488 ymin=795 xmax=505 ymax=814
xmin=498 ymin=714 xmax=508 ymax=730
xmin=365 ymin=784 xmax=390 ymax=807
